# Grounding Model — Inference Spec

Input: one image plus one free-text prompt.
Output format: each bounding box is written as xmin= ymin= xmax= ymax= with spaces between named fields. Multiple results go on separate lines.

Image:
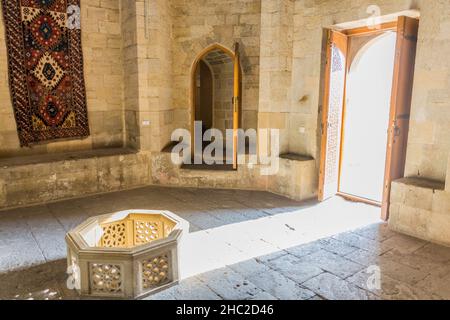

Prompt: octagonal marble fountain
xmin=66 ymin=210 xmax=189 ymax=299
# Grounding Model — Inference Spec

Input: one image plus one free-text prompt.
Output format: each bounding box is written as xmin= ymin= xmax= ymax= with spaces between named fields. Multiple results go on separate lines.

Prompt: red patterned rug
xmin=1 ymin=0 xmax=89 ymax=147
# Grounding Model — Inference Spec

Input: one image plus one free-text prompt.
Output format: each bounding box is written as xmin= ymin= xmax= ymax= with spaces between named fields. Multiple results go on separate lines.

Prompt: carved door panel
xmin=319 ymin=30 xmax=349 ymax=201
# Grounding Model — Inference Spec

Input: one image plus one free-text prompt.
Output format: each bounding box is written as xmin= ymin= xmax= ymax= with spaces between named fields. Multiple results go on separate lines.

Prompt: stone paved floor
xmin=0 ymin=186 xmax=449 ymax=300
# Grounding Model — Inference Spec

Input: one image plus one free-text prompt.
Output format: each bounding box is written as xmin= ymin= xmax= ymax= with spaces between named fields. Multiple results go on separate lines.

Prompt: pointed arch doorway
xmin=190 ymin=43 xmax=242 ymax=170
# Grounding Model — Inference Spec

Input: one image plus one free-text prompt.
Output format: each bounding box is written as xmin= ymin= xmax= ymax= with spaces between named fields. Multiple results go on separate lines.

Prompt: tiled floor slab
xmin=302 ymin=273 xmax=377 ymax=300
xmin=0 ymin=186 xmax=449 ymax=300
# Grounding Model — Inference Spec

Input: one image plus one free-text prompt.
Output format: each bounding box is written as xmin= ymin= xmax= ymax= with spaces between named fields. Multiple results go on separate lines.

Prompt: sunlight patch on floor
xmin=180 ymin=197 xmax=382 ymax=279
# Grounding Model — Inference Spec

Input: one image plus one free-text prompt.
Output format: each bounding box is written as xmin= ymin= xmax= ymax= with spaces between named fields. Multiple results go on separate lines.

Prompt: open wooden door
xmin=318 ymin=30 xmax=349 ymax=201
xmin=232 ymin=43 xmax=241 ymax=169
xmin=381 ymin=16 xmax=419 ymax=220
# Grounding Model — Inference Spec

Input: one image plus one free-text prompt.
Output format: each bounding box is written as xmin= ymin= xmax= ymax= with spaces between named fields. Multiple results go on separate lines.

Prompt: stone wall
xmin=447 ymin=156 xmax=450 ymax=192
xmin=268 ymin=156 xmax=317 ymax=201
xmin=403 ymin=1 xmax=450 ymax=182
xmin=390 ymin=156 xmax=450 ymax=246
xmin=121 ymin=0 xmax=140 ymax=149
xmin=389 ymin=178 xmax=449 ymax=246
xmin=121 ymin=0 xmax=174 ymax=152
xmin=0 ymin=149 xmax=151 ymax=210
xmin=211 ymin=60 xmax=234 ymax=136
xmin=258 ymin=0 xmax=294 ymax=154
xmin=170 ymin=0 xmax=261 ymax=133
xmin=151 ymin=153 xmax=268 ymax=191
xmin=0 ymin=0 xmax=124 ymax=158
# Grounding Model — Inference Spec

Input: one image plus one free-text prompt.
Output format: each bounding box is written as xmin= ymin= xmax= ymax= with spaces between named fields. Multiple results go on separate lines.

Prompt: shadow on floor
xmin=0 ymin=259 xmax=77 ymax=300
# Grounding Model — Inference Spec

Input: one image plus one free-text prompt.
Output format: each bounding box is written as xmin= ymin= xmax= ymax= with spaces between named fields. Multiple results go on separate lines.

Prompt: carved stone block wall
xmin=446 ymin=156 xmax=450 ymax=192
xmin=171 ymin=0 xmax=261 ymax=135
xmin=389 ymin=178 xmax=450 ymax=247
xmin=0 ymin=149 xmax=151 ymax=210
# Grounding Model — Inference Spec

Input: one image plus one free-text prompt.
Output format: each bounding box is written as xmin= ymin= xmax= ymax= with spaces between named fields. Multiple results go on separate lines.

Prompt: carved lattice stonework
xmin=142 ymin=254 xmax=170 ymax=289
xmin=324 ymin=44 xmax=346 ymax=197
xmin=164 ymin=224 xmax=174 ymax=238
xmin=135 ymin=221 xmax=160 ymax=245
xmin=101 ymin=222 xmax=127 ymax=248
xmin=90 ymin=264 xmax=123 ymax=294
xmin=67 ymin=210 xmax=188 ymax=299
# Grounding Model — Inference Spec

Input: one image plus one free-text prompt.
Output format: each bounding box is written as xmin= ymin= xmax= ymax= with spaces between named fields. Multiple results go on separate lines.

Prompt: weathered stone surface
xmin=285 ymin=242 xmax=323 ymax=258
xmin=347 ymin=270 xmax=437 ymax=300
xmin=352 ymin=223 xmax=397 ymax=242
xmin=25 ymin=213 xmax=68 ymax=262
xmin=332 ymin=232 xmax=391 ymax=255
xmin=317 ymin=237 xmax=359 ymax=256
xmin=417 ymin=265 xmax=450 ymax=300
xmin=229 ymin=259 xmax=316 ymax=300
xmin=413 ymin=243 xmax=450 ymax=264
xmin=247 ymin=291 xmax=278 ymax=300
xmin=0 ymin=239 xmax=46 ymax=274
xmin=344 ymin=249 xmax=383 ymax=268
xmin=261 ymin=254 xmax=324 ymax=284
xmin=145 ymin=289 xmax=177 ymax=301
xmin=376 ymin=258 xmax=430 ymax=286
xmin=381 ymin=250 xmax=445 ymax=275
xmin=303 ymin=273 xmax=376 ymax=300
xmin=228 ymin=259 xmax=271 ymax=276
xmin=268 ymin=157 xmax=318 ymax=201
xmin=300 ymin=250 xmax=365 ymax=279
xmin=446 ymin=156 xmax=450 ymax=192
xmin=390 ymin=178 xmax=450 ymax=247
xmin=381 ymin=235 xmax=427 ymax=255
xmin=197 ymin=267 xmax=267 ymax=300
xmin=155 ymin=277 xmax=221 ymax=300
xmin=0 ymin=187 xmax=449 ymax=300
xmin=0 ymin=149 xmax=151 ymax=209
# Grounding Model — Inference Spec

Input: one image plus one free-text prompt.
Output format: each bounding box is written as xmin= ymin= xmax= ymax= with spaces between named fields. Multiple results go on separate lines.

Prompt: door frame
xmin=190 ymin=43 xmax=242 ymax=168
xmin=337 ymin=23 xmax=398 ymax=207
xmin=318 ymin=29 xmax=349 ymax=202
xmin=318 ymin=17 xmax=419 ymax=220
xmin=381 ymin=16 xmax=419 ymax=220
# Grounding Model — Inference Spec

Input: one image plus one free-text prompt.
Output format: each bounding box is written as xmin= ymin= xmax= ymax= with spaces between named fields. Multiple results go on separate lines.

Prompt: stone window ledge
xmin=393 ymin=177 xmax=445 ymax=191
xmin=279 ymin=153 xmax=315 ymax=162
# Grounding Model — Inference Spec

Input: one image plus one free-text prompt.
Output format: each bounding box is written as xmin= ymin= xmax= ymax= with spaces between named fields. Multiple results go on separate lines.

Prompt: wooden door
xmin=318 ymin=30 xmax=349 ymax=201
xmin=232 ymin=43 xmax=241 ymax=169
xmin=381 ymin=16 xmax=419 ymax=220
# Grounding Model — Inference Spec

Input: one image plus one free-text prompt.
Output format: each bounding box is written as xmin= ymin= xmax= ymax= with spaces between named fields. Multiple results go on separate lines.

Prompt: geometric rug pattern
xmin=1 ymin=0 xmax=89 ymax=146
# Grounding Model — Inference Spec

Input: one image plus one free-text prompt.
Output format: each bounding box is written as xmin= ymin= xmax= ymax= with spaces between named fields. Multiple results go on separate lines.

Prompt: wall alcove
xmin=189 ymin=43 xmax=242 ymax=169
